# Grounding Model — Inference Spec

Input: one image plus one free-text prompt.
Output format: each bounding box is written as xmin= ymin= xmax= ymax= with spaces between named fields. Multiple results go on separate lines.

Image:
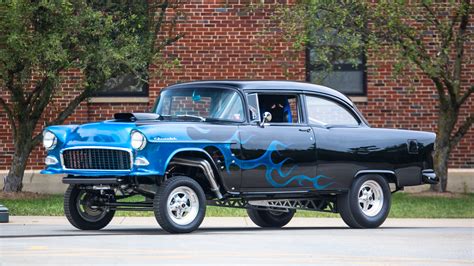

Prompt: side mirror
xmin=260 ymin=112 xmax=272 ymax=127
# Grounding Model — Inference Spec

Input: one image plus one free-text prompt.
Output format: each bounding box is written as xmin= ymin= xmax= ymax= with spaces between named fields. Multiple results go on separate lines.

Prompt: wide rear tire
xmin=247 ymin=209 xmax=295 ymax=228
xmin=338 ymin=174 xmax=391 ymax=228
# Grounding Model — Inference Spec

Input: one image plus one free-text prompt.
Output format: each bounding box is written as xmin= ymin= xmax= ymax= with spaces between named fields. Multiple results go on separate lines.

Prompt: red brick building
xmin=0 ymin=0 xmax=472 ymax=172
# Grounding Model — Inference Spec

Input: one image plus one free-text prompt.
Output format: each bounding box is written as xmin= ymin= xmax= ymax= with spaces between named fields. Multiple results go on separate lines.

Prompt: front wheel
xmin=247 ymin=209 xmax=295 ymax=228
xmin=338 ymin=174 xmax=391 ymax=228
xmin=154 ymin=176 xmax=206 ymax=233
xmin=64 ymin=185 xmax=116 ymax=230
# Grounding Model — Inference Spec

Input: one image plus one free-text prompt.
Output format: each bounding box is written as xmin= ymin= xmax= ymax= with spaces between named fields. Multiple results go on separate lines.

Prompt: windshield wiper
xmin=155 ymin=114 xmax=170 ymax=120
xmin=203 ymin=117 xmax=238 ymax=123
xmin=156 ymin=114 xmax=213 ymax=122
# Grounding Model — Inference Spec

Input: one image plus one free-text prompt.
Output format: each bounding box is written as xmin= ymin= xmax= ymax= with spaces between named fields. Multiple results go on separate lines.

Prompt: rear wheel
xmin=338 ymin=174 xmax=391 ymax=228
xmin=247 ymin=209 xmax=295 ymax=228
xmin=154 ymin=176 xmax=206 ymax=233
xmin=64 ymin=185 xmax=116 ymax=230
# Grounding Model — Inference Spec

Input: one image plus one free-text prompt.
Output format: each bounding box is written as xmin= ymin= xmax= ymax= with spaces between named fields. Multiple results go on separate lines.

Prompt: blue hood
xmin=47 ymin=121 xmax=137 ymax=149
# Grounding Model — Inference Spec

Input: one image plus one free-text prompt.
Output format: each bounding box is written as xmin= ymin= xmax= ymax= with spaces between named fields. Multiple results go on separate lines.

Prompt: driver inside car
xmin=259 ymin=95 xmax=292 ymax=123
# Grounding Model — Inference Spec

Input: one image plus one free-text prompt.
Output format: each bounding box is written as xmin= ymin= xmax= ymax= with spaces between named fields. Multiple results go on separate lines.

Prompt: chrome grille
xmin=62 ymin=148 xmax=131 ymax=170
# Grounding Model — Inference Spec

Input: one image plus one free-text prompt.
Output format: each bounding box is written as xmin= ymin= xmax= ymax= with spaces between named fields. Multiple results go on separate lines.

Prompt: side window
xmin=306 ymin=96 xmax=359 ymax=126
xmin=258 ymin=94 xmax=300 ymax=123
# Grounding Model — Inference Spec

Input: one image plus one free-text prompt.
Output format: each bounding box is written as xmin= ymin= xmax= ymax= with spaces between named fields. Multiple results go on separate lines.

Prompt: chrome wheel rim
xmin=167 ymin=186 xmax=199 ymax=226
xmin=76 ymin=191 xmax=108 ymax=222
xmin=358 ymin=180 xmax=384 ymax=217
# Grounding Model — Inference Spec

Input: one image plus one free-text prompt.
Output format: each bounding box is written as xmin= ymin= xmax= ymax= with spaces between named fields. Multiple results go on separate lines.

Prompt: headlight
xmin=43 ymin=131 xmax=57 ymax=150
xmin=131 ymin=131 xmax=147 ymax=150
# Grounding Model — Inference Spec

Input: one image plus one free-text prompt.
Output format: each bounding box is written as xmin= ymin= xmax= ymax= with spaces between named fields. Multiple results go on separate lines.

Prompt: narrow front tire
xmin=64 ymin=185 xmax=115 ymax=230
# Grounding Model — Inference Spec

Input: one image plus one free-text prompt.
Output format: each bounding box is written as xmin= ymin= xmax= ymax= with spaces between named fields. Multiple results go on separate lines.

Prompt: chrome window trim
xmin=60 ymin=146 xmax=134 ymax=171
xmin=355 ymin=170 xmax=395 ymax=177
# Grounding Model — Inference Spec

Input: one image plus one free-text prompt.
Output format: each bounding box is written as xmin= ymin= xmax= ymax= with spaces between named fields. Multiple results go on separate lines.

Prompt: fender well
xmin=166 ymin=150 xmax=223 ymax=199
xmin=354 ymin=170 xmax=400 ymax=189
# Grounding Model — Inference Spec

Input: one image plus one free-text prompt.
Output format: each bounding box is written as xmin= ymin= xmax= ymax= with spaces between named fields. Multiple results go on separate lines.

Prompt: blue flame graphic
xmin=215 ymin=131 xmax=334 ymax=189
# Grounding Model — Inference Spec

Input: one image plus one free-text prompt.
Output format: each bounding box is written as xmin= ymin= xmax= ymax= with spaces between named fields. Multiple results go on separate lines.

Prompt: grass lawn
xmin=0 ymin=192 xmax=473 ymax=218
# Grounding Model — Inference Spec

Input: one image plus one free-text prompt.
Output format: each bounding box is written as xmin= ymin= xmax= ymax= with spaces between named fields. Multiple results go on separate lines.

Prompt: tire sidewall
xmin=247 ymin=208 xmax=295 ymax=228
xmin=64 ymin=185 xmax=115 ymax=230
xmin=349 ymin=175 xmax=391 ymax=228
xmin=155 ymin=176 xmax=206 ymax=233
xmin=262 ymin=210 xmax=295 ymax=226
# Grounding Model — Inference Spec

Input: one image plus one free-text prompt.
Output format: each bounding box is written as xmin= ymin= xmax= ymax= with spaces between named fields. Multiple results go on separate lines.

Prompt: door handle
xmin=299 ymin=128 xmax=311 ymax=132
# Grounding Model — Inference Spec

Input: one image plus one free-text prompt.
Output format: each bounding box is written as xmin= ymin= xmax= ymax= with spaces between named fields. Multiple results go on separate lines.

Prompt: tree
xmin=0 ymin=0 xmax=184 ymax=192
xmin=259 ymin=0 xmax=472 ymax=192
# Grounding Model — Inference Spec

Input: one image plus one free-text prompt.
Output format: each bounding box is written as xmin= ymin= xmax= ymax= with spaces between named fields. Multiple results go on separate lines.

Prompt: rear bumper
xmin=422 ymin=169 xmax=439 ymax=184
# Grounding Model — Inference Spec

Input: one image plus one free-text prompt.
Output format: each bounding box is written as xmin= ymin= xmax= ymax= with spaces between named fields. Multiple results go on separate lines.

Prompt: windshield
xmin=154 ymin=87 xmax=245 ymax=122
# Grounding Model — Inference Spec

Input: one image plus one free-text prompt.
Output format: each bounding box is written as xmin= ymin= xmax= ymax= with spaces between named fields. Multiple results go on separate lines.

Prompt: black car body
xmin=43 ymin=81 xmax=437 ymax=233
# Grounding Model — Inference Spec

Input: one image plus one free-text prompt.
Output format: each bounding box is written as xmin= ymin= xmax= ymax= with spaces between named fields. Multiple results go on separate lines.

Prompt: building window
xmin=306 ymin=48 xmax=366 ymax=96
xmin=92 ymin=1 xmax=149 ymax=97
xmin=96 ymin=70 xmax=149 ymax=97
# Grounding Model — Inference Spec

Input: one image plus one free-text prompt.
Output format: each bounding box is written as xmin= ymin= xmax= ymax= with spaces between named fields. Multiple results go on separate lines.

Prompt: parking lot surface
xmin=0 ymin=217 xmax=473 ymax=265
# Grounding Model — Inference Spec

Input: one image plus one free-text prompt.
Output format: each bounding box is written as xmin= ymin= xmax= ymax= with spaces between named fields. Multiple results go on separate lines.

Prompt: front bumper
xmin=422 ymin=169 xmax=439 ymax=184
xmin=62 ymin=176 xmax=123 ymax=185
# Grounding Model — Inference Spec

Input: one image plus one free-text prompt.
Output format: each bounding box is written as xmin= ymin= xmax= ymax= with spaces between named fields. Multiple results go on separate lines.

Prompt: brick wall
xmin=357 ymin=1 xmax=474 ymax=168
xmin=0 ymin=0 xmax=472 ymax=170
xmin=359 ymin=49 xmax=474 ymax=168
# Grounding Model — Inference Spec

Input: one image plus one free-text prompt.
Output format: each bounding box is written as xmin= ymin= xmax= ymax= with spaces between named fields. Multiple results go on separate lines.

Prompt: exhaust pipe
xmin=422 ymin=169 xmax=439 ymax=184
xmin=170 ymin=157 xmax=223 ymax=199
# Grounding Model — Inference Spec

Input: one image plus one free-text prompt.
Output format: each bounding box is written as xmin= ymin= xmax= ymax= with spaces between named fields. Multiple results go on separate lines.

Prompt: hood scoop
xmin=113 ymin=112 xmax=160 ymax=122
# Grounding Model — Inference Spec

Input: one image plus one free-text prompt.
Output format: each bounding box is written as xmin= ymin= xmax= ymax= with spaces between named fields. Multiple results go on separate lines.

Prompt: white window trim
xmin=88 ymin=97 xmax=149 ymax=103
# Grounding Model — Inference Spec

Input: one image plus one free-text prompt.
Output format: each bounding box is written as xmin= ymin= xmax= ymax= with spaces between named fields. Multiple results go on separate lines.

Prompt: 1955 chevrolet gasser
xmin=42 ymin=81 xmax=438 ymax=233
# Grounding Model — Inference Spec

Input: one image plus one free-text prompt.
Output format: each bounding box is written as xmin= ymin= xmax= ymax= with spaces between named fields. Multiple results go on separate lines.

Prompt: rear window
xmin=306 ymin=96 xmax=359 ymax=126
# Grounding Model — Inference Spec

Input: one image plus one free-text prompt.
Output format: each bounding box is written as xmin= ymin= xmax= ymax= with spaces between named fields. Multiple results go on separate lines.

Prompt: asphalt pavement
xmin=0 ymin=216 xmax=473 ymax=265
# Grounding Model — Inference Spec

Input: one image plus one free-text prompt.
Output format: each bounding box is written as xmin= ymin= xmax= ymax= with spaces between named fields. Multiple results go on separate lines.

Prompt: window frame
xmin=246 ymin=93 xmax=261 ymax=123
xmin=246 ymin=91 xmax=305 ymax=126
xmin=305 ymin=46 xmax=367 ymax=96
xmin=303 ymin=93 xmax=363 ymax=128
xmin=153 ymin=85 xmax=248 ymax=124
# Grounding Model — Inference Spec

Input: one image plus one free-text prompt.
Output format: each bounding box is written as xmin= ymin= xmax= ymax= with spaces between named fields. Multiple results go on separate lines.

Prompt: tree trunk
xmin=3 ymin=143 xmax=32 ymax=192
xmin=432 ymin=140 xmax=450 ymax=192
xmin=430 ymin=104 xmax=458 ymax=192
xmin=2 ymin=119 xmax=36 ymax=192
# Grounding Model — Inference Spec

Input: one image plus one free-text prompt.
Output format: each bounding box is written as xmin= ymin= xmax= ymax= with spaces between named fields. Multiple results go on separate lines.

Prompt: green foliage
xmin=2 ymin=193 xmax=473 ymax=218
xmin=274 ymin=1 xmax=366 ymax=68
xmin=0 ymin=0 xmax=184 ymax=192
xmin=265 ymin=0 xmax=471 ymax=92
xmin=264 ymin=0 xmax=472 ymax=192
xmin=0 ymin=1 xmax=149 ymax=91
xmin=263 ymin=0 xmax=367 ymax=81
